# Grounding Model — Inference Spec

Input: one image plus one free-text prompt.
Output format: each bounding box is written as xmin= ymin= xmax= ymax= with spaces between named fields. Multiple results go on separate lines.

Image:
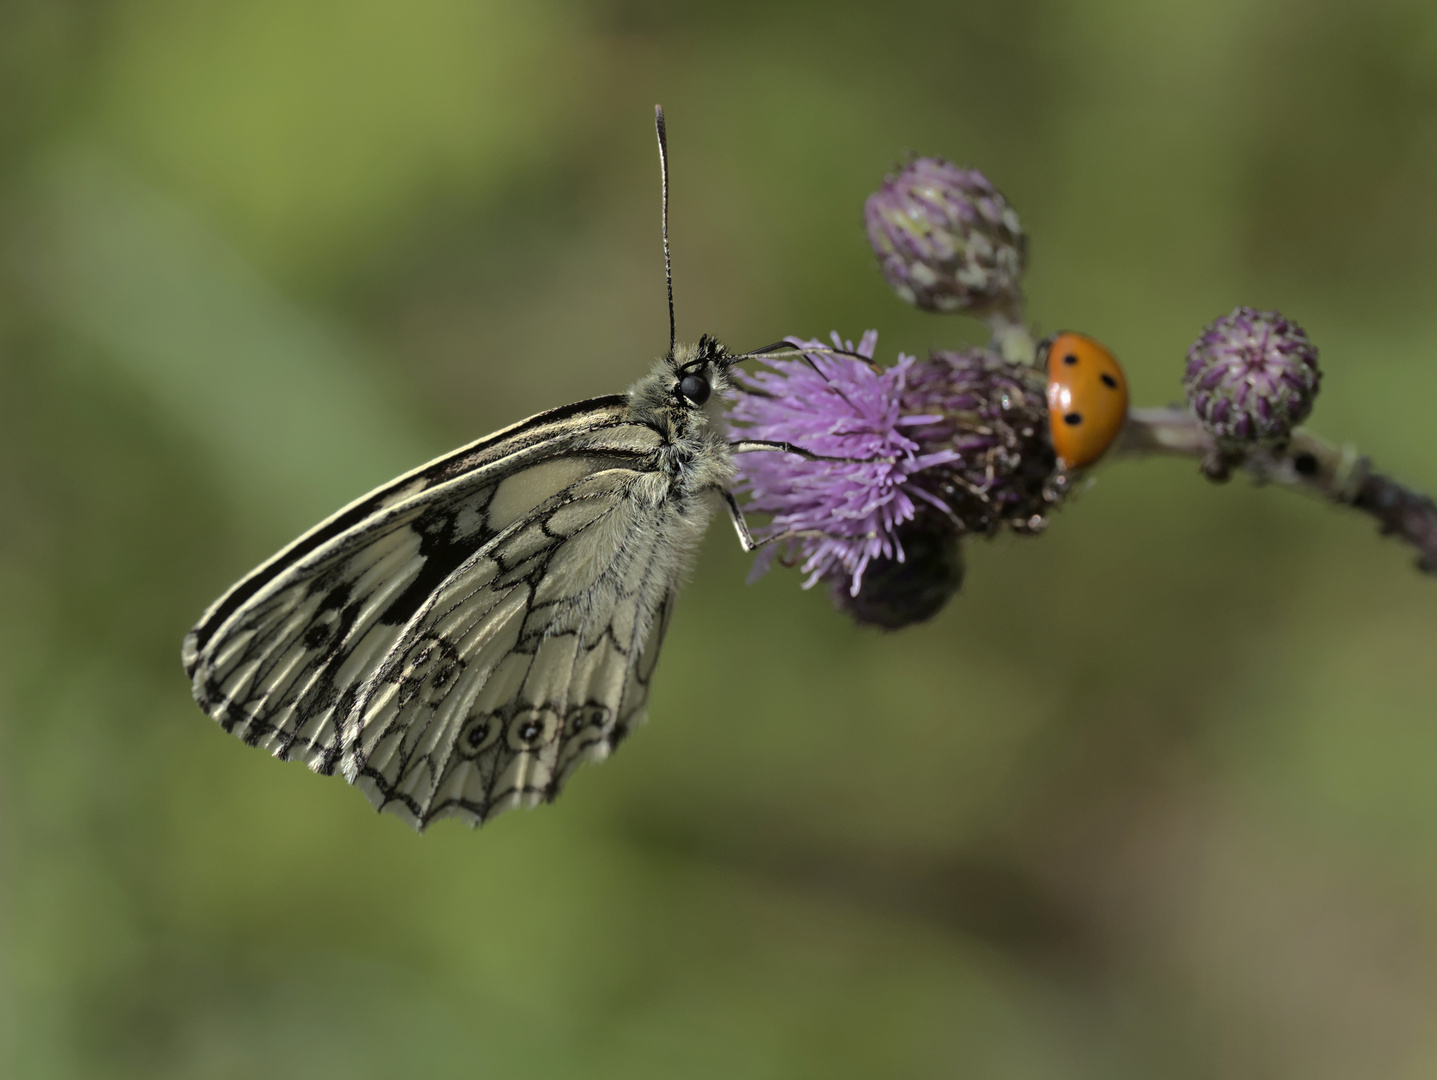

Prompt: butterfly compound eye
xmin=679 ymin=373 xmax=711 ymax=405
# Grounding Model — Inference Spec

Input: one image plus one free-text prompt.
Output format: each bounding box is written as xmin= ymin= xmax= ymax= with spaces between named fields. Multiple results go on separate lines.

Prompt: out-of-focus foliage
xmin=2 ymin=0 xmax=1436 ymax=1076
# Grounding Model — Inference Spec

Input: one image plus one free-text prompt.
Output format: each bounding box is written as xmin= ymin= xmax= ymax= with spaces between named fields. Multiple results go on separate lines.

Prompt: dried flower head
xmin=901 ymin=347 xmax=1059 ymax=536
xmin=1184 ymin=307 xmax=1321 ymax=448
xmin=865 ymin=158 xmax=1027 ymax=317
xmin=728 ymin=333 xmax=1063 ymax=625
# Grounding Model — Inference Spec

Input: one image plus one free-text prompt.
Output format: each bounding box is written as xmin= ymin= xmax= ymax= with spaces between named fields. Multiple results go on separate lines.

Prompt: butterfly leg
xmin=721 ymin=442 xmax=886 ymax=552
xmin=718 ymin=488 xmax=830 ymax=553
xmin=720 ymin=488 xmax=767 ymax=552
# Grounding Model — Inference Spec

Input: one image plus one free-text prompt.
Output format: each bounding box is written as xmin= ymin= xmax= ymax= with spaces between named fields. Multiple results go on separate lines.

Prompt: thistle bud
xmin=864 ymin=159 xmax=1027 ymax=317
xmin=1184 ymin=307 xmax=1321 ymax=448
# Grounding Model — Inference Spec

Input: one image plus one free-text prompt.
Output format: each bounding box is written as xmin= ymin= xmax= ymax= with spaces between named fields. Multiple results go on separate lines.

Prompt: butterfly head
xmin=669 ymin=333 xmax=733 ymax=409
xmin=628 ymin=334 xmax=733 ymax=430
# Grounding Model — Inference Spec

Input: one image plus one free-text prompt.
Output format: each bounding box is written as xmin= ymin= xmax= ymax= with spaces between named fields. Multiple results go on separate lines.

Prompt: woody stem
xmin=1114 ymin=406 xmax=1437 ymax=574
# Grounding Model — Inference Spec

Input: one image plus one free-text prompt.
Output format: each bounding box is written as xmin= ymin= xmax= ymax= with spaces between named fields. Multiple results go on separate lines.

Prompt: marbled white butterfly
xmin=182 ymin=108 xmax=825 ymax=829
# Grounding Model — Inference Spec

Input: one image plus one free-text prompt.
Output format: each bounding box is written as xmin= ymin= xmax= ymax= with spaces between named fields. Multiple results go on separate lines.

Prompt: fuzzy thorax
xmin=626 ymin=337 xmax=737 ymax=496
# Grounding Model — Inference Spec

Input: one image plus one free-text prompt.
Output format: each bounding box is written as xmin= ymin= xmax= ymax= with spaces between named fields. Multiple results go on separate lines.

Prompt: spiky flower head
xmin=865 ymin=158 xmax=1027 ymax=317
xmin=727 ymin=332 xmax=959 ymax=594
xmin=728 ymin=333 xmax=1062 ymax=627
xmin=1184 ymin=307 xmax=1321 ymax=448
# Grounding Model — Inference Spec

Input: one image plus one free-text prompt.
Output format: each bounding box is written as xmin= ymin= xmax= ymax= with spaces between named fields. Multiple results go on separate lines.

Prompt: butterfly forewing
xmin=184 ymin=395 xmax=698 ymax=827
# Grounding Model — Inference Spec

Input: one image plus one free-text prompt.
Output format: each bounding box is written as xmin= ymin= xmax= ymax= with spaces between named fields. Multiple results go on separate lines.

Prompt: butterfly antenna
xmin=655 ymin=105 xmax=676 ymax=359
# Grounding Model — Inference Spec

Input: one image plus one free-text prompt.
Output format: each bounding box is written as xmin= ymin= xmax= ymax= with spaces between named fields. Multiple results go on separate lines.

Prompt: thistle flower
xmin=728 ymin=332 xmax=959 ymax=594
xmin=864 ymin=158 xmax=1027 ymax=317
xmin=728 ymin=333 xmax=1062 ymax=626
xmin=1184 ymin=307 xmax=1321 ymax=448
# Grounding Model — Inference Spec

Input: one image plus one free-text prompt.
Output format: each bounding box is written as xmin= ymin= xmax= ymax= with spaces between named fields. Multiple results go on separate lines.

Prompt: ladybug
xmin=1044 ymin=331 xmax=1129 ymax=469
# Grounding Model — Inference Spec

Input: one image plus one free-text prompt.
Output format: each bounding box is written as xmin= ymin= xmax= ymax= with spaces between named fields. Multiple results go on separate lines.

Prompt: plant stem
xmin=1116 ymin=407 xmax=1437 ymax=574
xmin=985 ymin=302 xmax=1039 ymax=366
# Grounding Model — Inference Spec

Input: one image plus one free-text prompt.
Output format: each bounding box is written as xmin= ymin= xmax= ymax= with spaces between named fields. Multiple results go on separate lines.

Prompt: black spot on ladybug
xmin=1100 ymin=373 xmax=1119 ymax=389
xmin=1063 ymin=353 xmax=1079 ymax=366
xmin=1063 ymin=412 xmax=1083 ymax=426
xmin=1294 ymin=452 xmax=1318 ymax=476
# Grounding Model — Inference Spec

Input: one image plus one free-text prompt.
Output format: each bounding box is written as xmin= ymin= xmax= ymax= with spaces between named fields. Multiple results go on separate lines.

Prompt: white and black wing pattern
xmin=183 ymin=395 xmax=709 ymax=828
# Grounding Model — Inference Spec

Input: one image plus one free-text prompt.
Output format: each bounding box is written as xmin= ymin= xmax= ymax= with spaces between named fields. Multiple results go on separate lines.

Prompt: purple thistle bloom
xmin=865 ymin=158 xmax=1027 ymax=317
xmin=728 ymin=333 xmax=1061 ymax=615
xmin=728 ymin=332 xmax=959 ymax=593
xmin=1184 ymin=307 xmax=1321 ymax=447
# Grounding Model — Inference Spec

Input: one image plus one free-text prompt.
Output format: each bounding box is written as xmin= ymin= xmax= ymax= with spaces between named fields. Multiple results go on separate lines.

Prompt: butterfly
xmin=182 ymin=107 xmax=832 ymax=830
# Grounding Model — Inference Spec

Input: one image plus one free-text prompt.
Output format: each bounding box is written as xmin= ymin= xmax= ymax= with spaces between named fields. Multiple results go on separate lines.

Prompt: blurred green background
xmin=2 ymin=0 xmax=1436 ymax=1076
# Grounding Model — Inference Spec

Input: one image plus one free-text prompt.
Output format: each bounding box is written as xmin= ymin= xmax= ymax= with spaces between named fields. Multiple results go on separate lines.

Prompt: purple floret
xmin=728 ymin=332 xmax=959 ymax=594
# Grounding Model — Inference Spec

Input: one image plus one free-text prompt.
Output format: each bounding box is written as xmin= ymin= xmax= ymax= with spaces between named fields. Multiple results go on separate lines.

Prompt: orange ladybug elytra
xmin=1045 ymin=331 xmax=1129 ymax=469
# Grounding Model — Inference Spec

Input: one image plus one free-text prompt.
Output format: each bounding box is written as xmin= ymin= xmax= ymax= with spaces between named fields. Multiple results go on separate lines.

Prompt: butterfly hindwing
xmin=344 ymin=465 xmax=686 ymax=826
xmin=184 ymin=396 xmax=699 ymax=826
